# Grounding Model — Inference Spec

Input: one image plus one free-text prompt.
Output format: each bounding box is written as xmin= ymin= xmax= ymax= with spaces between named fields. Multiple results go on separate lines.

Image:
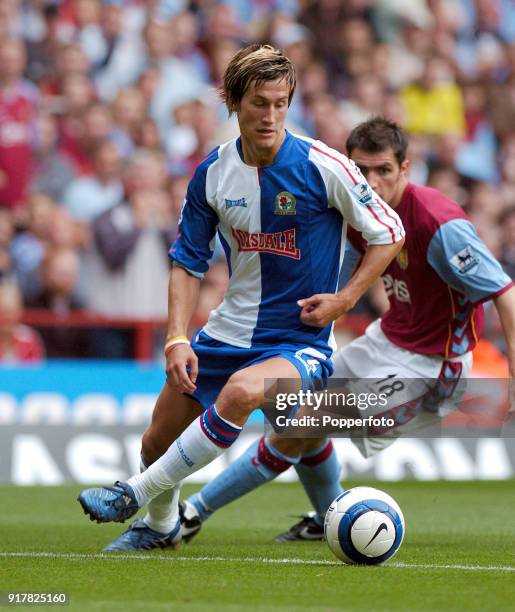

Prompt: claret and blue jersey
xmin=170 ymin=131 xmax=404 ymax=357
xmin=345 ymin=183 xmax=513 ymax=358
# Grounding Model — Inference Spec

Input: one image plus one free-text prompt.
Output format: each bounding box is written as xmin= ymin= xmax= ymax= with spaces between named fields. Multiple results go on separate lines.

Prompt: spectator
xmin=84 ymin=149 xmax=172 ymax=356
xmin=498 ymin=133 xmax=515 ymax=206
xmin=26 ymin=3 xmax=65 ymax=87
xmin=62 ymin=140 xmax=123 ymax=222
xmin=57 ymin=73 xmax=97 ymax=161
xmin=0 ymin=280 xmax=44 ymax=363
xmin=142 ymin=18 xmax=206 ymax=132
xmin=88 ymin=182 xmax=175 ymax=358
xmin=0 ymin=38 xmax=38 ymax=211
xmin=94 ymin=0 xmax=146 ymax=100
xmin=10 ymin=193 xmax=56 ymax=302
xmin=30 ymin=111 xmax=77 ymax=202
xmin=169 ymin=10 xmax=210 ymax=81
xmin=339 ymin=74 xmax=386 ymax=129
xmin=26 ymin=247 xmax=89 ymax=358
xmin=455 ymin=80 xmax=498 ymax=183
xmin=134 ymin=116 xmax=162 ymax=152
xmin=299 ymin=0 xmax=349 ymax=66
xmin=61 ymin=101 xmax=115 ymax=175
xmin=166 ymin=97 xmax=219 ymax=173
xmin=426 ymin=162 xmax=467 ymax=206
xmin=45 ymin=42 xmax=91 ymax=102
xmin=0 ymin=208 xmax=14 ymax=281
xmin=111 ymin=86 xmax=147 ymax=157
xmin=70 ymin=0 xmax=106 ymax=69
xmin=401 ymin=55 xmax=466 ymax=136
xmin=87 ymin=151 xmax=172 ymax=316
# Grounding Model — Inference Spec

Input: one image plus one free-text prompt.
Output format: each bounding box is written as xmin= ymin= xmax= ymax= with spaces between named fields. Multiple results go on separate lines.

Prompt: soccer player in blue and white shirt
xmin=78 ymin=45 xmax=404 ymax=551
xmin=179 ymin=118 xmax=515 ymax=544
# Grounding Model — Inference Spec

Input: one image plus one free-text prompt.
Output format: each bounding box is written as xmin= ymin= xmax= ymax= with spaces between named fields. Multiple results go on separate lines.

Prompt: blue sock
xmin=295 ymin=440 xmax=343 ymax=526
xmin=188 ymin=435 xmax=300 ymax=522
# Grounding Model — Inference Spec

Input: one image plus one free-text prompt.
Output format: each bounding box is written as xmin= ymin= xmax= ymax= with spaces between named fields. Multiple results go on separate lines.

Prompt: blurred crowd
xmin=0 ymin=0 xmax=514 ymax=361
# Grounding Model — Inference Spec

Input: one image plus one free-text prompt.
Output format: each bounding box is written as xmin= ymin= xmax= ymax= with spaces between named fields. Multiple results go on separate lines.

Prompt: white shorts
xmin=332 ymin=320 xmax=473 ymax=457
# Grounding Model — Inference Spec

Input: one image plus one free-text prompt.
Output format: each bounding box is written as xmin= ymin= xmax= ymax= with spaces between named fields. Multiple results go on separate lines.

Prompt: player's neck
xmin=240 ymin=130 xmax=286 ymax=167
xmin=389 ymin=178 xmax=409 ymax=209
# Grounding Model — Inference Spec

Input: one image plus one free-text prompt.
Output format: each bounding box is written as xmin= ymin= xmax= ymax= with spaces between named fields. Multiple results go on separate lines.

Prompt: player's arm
xmin=165 ymin=265 xmax=201 ymax=393
xmin=167 ymin=162 xmax=219 ymax=393
xmin=493 ymin=287 xmax=515 ymax=414
xmin=340 ymin=241 xmax=402 ymax=306
xmin=427 ymin=219 xmax=515 ymax=412
xmin=299 ymin=145 xmax=404 ymax=327
xmin=298 ymin=243 xmax=402 ymax=326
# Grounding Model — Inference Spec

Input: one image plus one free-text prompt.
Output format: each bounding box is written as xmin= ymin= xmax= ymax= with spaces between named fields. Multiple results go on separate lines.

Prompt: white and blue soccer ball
xmin=324 ymin=487 xmax=405 ymax=565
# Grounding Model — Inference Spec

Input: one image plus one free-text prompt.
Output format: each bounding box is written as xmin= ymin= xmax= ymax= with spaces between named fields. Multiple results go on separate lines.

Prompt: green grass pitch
xmin=1 ymin=481 xmax=514 ymax=611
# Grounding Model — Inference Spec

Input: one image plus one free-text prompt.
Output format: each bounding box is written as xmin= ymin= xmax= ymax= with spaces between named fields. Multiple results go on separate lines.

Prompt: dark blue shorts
xmin=188 ymin=330 xmax=334 ymax=411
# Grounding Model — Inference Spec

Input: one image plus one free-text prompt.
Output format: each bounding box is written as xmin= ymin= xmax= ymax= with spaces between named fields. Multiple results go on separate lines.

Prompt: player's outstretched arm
xmin=298 ymin=240 xmax=403 ymax=327
xmin=165 ymin=264 xmax=201 ymax=394
xmin=493 ymin=285 xmax=515 ymax=415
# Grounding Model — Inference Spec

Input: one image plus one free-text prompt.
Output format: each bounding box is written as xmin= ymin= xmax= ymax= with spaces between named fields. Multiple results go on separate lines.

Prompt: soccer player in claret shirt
xmin=77 ymin=46 xmax=404 ymax=550
xmin=178 ymin=117 xmax=515 ymax=544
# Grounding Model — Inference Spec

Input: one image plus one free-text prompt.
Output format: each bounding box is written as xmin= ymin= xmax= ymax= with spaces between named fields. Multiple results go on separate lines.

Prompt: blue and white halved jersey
xmin=170 ymin=131 xmax=404 ymax=356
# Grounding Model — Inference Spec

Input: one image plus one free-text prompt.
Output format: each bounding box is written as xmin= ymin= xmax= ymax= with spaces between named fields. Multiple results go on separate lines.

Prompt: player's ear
xmin=400 ymin=159 xmax=410 ymax=177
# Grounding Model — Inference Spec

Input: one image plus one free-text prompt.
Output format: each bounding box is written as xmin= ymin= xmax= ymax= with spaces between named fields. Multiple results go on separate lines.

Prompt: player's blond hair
xmin=221 ymin=44 xmax=296 ymax=116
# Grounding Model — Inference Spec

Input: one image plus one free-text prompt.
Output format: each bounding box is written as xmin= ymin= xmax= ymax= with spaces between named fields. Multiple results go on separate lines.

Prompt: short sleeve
xmin=168 ymin=164 xmax=219 ymax=279
xmin=309 ymin=141 xmax=405 ymax=245
xmin=427 ymin=219 xmax=513 ymax=304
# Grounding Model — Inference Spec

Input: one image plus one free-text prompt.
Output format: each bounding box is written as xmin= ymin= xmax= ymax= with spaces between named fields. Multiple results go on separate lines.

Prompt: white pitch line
xmin=0 ymin=551 xmax=514 ymax=572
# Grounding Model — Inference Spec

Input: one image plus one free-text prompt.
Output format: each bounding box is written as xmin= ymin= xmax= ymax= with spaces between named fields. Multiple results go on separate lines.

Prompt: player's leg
xmin=99 ymin=386 xmax=203 ymax=551
xmin=183 ymin=355 xmax=343 ymax=541
xmin=126 ymin=357 xmax=301 ymax=504
xmin=139 ymin=386 xmax=203 ymax=532
xmin=184 ymin=434 xmax=338 ymax=542
xmin=274 ymin=436 xmax=343 ymax=541
xmin=141 ymin=383 xmax=205 ymax=463
xmin=183 ymin=435 xmax=322 ymax=535
xmin=80 ymin=357 xmax=301 ymax=523
xmin=272 ymin=342 xmax=360 ymax=540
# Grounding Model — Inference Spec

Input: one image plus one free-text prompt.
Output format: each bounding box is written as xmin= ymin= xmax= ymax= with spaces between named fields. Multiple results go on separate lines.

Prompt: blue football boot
xmin=102 ymin=518 xmax=181 ymax=552
xmin=78 ymin=481 xmax=139 ymax=523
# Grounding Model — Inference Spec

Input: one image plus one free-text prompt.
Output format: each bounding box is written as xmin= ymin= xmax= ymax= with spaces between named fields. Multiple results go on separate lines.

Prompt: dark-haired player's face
xmin=350 ymin=147 xmax=409 ymax=207
xmin=237 ymin=78 xmax=290 ymax=159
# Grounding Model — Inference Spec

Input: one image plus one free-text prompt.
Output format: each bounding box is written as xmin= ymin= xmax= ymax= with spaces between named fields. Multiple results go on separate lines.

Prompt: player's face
xmin=349 ymin=147 xmax=409 ymax=207
xmin=236 ymin=78 xmax=290 ymax=163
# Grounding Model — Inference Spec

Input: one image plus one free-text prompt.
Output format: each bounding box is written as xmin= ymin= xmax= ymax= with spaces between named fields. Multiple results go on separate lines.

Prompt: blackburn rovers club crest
xmin=275 ymin=191 xmax=296 ymax=215
xmin=396 ymin=248 xmax=409 ymax=270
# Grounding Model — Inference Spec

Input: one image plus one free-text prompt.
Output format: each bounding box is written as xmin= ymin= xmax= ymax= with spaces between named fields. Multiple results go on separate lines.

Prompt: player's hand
xmin=297 ymin=292 xmax=354 ymax=327
xmin=166 ymin=344 xmax=198 ymax=394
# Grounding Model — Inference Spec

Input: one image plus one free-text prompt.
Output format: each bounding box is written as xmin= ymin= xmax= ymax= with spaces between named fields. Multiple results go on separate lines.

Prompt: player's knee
xmin=222 ymin=373 xmax=263 ymax=414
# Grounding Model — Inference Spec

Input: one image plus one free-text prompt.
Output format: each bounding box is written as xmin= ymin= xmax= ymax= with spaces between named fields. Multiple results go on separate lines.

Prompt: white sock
xmin=127 ymin=407 xmax=242 ymax=507
xmin=139 ymin=457 xmax=181 ymax=534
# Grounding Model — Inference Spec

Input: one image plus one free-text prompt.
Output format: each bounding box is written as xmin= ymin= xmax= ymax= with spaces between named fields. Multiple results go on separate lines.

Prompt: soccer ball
xmin=324 ymin=487 xmax=405 ymax=565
